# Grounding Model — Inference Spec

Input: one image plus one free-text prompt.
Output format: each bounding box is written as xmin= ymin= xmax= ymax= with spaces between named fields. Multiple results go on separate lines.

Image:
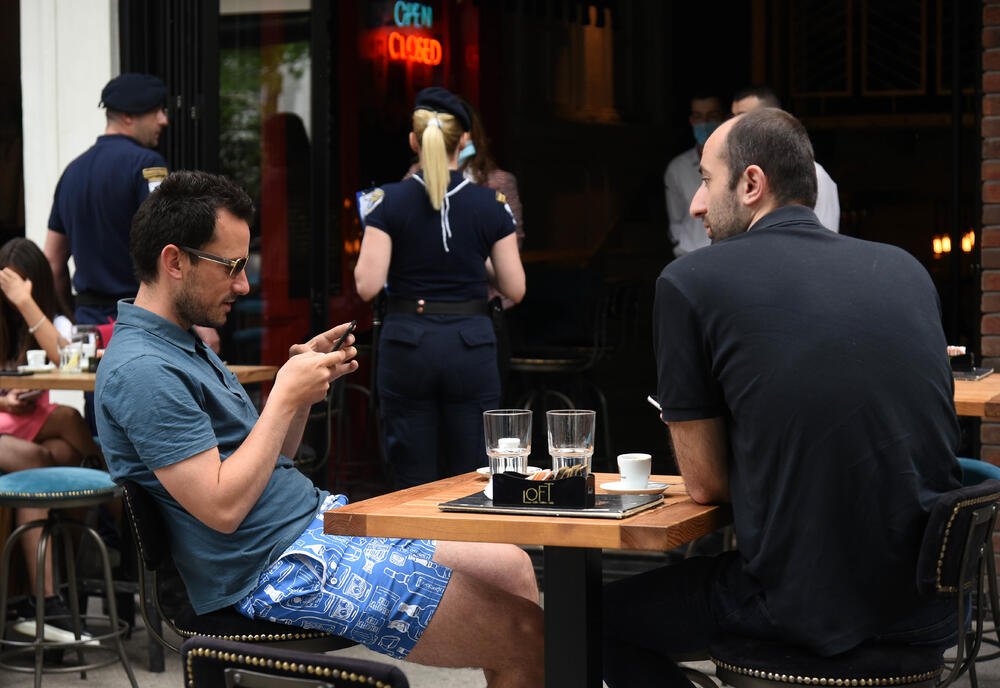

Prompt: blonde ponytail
xmin=413 ymin=109 xmax=462 ymax=210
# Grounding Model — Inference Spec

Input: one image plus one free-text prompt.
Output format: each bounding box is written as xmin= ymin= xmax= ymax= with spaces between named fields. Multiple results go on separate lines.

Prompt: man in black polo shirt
xmin=603 ymin=108 xmax=962 ymax=687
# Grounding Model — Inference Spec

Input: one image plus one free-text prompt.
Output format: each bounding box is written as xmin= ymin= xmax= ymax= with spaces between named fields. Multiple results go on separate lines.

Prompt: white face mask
xmin=458 ymin=141 xmax=476 ymax=165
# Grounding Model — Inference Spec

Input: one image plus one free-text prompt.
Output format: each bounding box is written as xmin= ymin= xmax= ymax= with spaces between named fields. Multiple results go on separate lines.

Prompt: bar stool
xmin=0 ymin=466 xmax=137 ymax=687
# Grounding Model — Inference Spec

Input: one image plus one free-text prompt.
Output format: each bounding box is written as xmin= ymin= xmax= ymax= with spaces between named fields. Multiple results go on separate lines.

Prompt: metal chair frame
xmin=119 ymin=480 xmax=354 ymax=671
xmin=0 ymin=500 xmax=138 ymax=688
xmin=713 ymin=481 xmax=1000 ymax=688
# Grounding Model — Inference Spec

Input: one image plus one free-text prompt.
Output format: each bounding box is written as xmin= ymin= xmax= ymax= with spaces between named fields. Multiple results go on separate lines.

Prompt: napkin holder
xmin=492 ymin=472 xmax=595 ymax=509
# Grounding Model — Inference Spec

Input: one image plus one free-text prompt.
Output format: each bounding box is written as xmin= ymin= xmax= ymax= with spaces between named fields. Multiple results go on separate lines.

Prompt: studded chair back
xmin=915 ymin=479 xmax=1000 ymax=685
xmin=119 ymin=480 xmax=354 ymax=654
xmin=710 ymin=479 xmax=1000 ymax=688
xmin=182 ymin=636 xmax=409 ymax=688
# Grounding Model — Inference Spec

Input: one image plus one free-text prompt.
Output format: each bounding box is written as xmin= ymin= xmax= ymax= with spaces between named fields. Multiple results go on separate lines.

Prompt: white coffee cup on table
xmin=617 ymin=453 xmax=652 ymax=489
xmin=25 ymin=349 xmax=46 ymax=368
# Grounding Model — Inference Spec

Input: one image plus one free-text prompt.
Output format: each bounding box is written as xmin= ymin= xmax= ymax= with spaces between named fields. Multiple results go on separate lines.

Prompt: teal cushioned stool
xmin=0 ymin=467 xmax=137 ymax=687
xmin=959 ymin=456 xmax=1000 ymax=485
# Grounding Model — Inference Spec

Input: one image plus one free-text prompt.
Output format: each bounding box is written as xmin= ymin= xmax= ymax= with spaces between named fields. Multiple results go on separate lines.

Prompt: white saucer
xmin=16 ymin=363 xmax=55 ymax=373
xmin=476 ymin=466 xmax=541 ymax=479
xmin=600 ymin=481 xmax=670 ymax=495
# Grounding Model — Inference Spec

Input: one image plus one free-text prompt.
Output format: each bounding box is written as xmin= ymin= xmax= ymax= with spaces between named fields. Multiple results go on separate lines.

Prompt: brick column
xmin=983 ymin=2 xmax=1000 ymax=575
xmin=983 ymin=3 xmax=1000 ymax=466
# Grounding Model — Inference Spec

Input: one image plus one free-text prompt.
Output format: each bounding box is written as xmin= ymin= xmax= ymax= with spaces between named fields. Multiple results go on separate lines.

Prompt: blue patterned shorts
xmin=236 ymin=495 xmax=452 ymax=659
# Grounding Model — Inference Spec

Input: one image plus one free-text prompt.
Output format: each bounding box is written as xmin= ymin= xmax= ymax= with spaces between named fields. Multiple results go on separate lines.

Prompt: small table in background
xmin=0 ymin=364 xmax=278 ymax=392
xmin=953 ymin=375 xmax=1000 ymax=418
xmin=324 ymin=472 xmax=732 ymax=688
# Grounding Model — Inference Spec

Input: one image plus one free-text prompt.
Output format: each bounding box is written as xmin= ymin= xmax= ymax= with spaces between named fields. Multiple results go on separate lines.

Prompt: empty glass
xmin=483 ymin=410 xmax=532 ymax=476
xmin=546 ymin=409 xmax=596 ymax=475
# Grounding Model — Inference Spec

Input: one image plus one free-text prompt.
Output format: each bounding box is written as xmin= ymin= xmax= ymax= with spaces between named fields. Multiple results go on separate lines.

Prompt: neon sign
xmin=388 ymin=31 xmax=442 ymax=66
xmin=394 ymin=2 xmax=433 ymax=28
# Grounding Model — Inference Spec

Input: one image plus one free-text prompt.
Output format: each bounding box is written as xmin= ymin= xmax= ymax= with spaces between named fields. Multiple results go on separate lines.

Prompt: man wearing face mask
xmin=663 ymin=94 xmax=725 ymax=257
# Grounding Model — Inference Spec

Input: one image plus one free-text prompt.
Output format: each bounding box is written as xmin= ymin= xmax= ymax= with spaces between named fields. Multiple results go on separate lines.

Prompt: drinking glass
xmin=546 ymin=409 xmax=596 ymax=475
xmin=483 ymin=410 xmax=532 ymax=476
xmin=58 ymin=341 xmax=83 ymax=373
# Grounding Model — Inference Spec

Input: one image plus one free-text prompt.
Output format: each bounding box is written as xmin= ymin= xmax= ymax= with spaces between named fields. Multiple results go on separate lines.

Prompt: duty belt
xmin=385 ymin=296 xmax=490 ymax=316
xmin=75 ymin=290 xmax=136 ymax=309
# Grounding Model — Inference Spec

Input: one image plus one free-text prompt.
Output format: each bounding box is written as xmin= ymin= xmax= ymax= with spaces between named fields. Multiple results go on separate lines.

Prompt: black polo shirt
xmin=365 ymin=170 xmax=514 ymax=302
xmin=653 ymin=205 xmax=961 ymax=655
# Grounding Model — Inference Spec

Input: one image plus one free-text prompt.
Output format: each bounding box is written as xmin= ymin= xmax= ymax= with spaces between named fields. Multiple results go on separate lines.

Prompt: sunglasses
xmin=180 ymin=246 xmax=249 ymax=278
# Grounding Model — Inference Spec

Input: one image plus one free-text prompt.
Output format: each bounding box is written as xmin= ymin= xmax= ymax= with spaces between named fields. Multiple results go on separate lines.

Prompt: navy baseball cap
xmin=100 ymin=73 xmax=167 ymax=114
xmin=414 ymin=87 xmax=470 ymax=131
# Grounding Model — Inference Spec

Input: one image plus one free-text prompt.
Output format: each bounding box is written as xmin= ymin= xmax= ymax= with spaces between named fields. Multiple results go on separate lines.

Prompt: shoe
xmin=12 ymin=596 xmax=99 ymax=646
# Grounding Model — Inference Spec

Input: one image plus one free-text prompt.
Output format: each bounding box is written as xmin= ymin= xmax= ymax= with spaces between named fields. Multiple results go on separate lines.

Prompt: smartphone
xmin=16 ymin=389 xmax=42 ymax=402
xmin=0 ymin=370 xmax=33 ymax=376
xmin=646 ymin=395 xmax=662 ymax=412
xmin=332 ymin=320 xmax=357 ymax=352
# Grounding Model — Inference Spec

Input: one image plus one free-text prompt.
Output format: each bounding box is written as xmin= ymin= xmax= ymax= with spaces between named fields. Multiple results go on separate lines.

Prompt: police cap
xmin=414 ymin=87 xmax=470 ymax=131
xmin=100 ymin=73 xmax=167 ymax=114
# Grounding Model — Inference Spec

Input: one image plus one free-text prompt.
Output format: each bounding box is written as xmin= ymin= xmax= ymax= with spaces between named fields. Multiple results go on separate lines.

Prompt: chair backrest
xmin=182 ymin=636 xmax=409 ymax=688
xmin=120 ymin=480 xmax=172 ymax=571
xmin=915 ymin=479 xmax=1000 ymax=598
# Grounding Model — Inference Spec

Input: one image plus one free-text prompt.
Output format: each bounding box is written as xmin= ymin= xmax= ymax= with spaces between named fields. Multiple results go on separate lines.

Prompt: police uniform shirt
xmin=364 ymin=170 xmax=514 ymax=302
xmin=48 ymin=134 xmax=168 ymax=298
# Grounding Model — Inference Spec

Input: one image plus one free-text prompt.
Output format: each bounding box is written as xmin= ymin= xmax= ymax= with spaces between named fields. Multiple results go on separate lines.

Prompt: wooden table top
xmin=953 ymin=375 xmax=1000 ymax=418
xmin=0 ymin=364 xmax=278 ymax=392
xmin=325 ymin=472 xmax=733 ymax=552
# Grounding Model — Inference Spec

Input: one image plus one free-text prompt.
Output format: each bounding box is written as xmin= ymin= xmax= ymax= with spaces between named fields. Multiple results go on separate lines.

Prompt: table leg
xmin=543 ymin=546 xmax=602 ymax=688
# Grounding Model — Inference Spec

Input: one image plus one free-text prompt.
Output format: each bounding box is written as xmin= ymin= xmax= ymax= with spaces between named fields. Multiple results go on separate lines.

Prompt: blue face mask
xmin=692 ymin=122 xmax=720 ymax=146
xmin=458 ymin=141 xmax=476 ymax=165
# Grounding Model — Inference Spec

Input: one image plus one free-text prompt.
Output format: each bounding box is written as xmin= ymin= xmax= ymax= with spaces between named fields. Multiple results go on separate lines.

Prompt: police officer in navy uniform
xmin=355 ymin=87 xmax=526 ymax=489
xmin=44 ymin=73 xmax=170 ymax=328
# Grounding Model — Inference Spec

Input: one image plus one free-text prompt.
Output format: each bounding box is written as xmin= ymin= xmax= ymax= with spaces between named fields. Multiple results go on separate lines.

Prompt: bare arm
xmin=354 ymin=226 xmax=392 ymax=302
xmin=154 ymin=329 xmax=358 ymax=534
xmin=43 ymin=230 xmax=74 ymax=317
xmin=667 ymin=417 xmax=731 ymax=504
xmin=489 ymin=233 xmax=525 ymax=304
xmin=0 ymin=268 xmax=66 ymax=362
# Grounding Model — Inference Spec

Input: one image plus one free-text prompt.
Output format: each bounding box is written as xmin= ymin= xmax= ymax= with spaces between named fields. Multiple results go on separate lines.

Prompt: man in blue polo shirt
xmin=96 ymin=170 xmax=543 ymax=685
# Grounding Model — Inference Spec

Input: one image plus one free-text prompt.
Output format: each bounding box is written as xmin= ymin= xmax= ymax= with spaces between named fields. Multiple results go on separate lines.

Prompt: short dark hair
xmin=130 ymin=170 xmax=254 ymax=284
xmin=732 ymin=85 xmax=781 ymax=109
xmin=723 ymin=108 xmax=817 ymax=208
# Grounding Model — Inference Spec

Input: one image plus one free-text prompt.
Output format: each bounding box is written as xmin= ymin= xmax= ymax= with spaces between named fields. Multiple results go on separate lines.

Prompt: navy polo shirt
xmin=96 ymin=301 xmax=324 ymax=614
xmin=365 ymin=170 xmax=514 ymax=301
xmin=653 ymin=205 xmax=961 ymax=654
xmin=48 ymin=135 xmax=168 ymax=297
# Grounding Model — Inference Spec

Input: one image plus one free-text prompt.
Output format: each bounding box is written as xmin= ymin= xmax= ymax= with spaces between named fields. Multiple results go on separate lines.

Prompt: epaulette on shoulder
xmin=358 ymin=187 xmax=386 ymax=220
xmin=142 ymin=166 xmax=168 ymax=182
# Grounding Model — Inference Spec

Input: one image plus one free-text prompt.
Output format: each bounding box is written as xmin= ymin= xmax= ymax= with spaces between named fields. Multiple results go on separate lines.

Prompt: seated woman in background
xmin=0 ymin=237 xmax=101 ymax=465
xmin=0 ymin=238 xmax=103 ymax=636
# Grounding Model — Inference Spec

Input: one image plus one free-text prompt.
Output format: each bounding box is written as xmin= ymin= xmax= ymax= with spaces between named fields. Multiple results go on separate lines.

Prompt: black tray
xmin=438 ymin=490 xmax=664 ymax=519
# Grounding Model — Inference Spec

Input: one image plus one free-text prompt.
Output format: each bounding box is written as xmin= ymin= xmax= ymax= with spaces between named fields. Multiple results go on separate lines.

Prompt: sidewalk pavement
xmin=3 ymin=597 xmax=997 ymax=688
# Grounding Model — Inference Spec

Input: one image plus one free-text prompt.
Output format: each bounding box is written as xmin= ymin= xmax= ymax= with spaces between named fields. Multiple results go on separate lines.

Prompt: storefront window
xmin=218 ymin=0 xmax=314 ymax=365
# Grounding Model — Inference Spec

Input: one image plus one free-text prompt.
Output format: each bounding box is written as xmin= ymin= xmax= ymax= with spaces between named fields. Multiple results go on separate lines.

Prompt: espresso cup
xmin=617 ymin=453 xmax=652 ymax=489
xmin=25 ymin=349 xmax=46 ymax=368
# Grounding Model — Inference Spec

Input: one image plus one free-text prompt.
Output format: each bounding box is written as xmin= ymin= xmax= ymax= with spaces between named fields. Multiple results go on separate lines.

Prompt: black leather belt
xmin=75 ymin=290 xmax=136 ymax=309
xmin=386 ymin=296 xmax=490 ymax=316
